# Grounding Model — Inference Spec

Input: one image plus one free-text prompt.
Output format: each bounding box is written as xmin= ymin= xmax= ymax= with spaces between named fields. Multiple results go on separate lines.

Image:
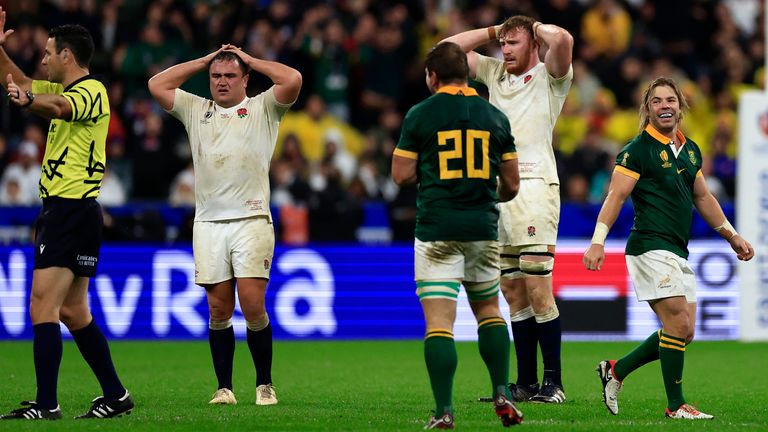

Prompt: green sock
xmin=614 ymin=330 xmax=661 ymax=381
xmin=659 ymin=331 xmax=686 ymax=411
xmin=477 ymin=317 xmax=512 ymax=399
xmin=424 ymin=330 xmax=457 ymax=415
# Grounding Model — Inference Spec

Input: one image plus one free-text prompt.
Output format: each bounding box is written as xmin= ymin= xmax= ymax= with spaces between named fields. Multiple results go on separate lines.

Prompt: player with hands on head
xmin=584 ymin=77 xmax=754 ymax=420
xmin=148 ymin=42 xmax=302 ymax=407
xmin=441 ymin=15 xmax=573 ymax=404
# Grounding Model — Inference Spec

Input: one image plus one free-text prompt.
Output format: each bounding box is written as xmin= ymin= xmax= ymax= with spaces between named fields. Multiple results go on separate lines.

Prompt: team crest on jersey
xmin=201 ymin=111 xmax=213 ymax=124
xmin=237 ymin=108 xmax=248 ymax=118
xmin=660 ymin=150 xmax=672 ymax=168
xmin=527 ymin=226 xmax=536 ymax=237
xmin=620 ymin=153 xmax=629 ymax=166
xmin=688 ymin=150 xmax=696 ymax=165
xmin=524 ymin=75 xmax=532 ymax=84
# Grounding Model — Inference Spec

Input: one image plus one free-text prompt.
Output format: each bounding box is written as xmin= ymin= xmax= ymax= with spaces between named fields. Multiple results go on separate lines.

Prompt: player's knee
xmin=509 ymin=305 xmax=534 ymax=322
xmin=208 ymin=305 xmax=233 ymax=321
xmin=465 ymin=279 xmax=500 ymax=303
xmin=240 ymin=299 xmax=266 ymax=320
xmin=59 ymin=304 xmax=82 ymax=328
xmin=686 ymin=329 xmax=695 ymax=345
xmin=246 ymin=314 xmax=270 ymax=332
xmin=209 ymin=318 xmax=232 ymax=330
xmin=519 ymin=256 xmax=554 ymax=277
xmin=534 ymin=303 xmax=559 ymax=323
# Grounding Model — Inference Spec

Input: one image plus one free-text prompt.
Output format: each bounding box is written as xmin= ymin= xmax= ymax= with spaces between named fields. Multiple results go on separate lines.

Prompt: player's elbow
xmin=51 ymin=99 xmax=72 ymax=120
xmin=287 ymin=69 xmax=303 ymax=89
xmin=553 ymin=29 xmax=574 ymax=51
xmin=391 ymin=171 xmax=411 ymax=186
xmin=147 ymin=76 xmax=162 ymax=97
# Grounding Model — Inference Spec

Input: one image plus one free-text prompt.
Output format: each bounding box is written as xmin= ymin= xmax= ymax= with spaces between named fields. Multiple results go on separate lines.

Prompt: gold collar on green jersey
xmin=645 ymin=124 xmax=686 ymax=146
xmin=436 ymin=85 xmax=478 ymax=96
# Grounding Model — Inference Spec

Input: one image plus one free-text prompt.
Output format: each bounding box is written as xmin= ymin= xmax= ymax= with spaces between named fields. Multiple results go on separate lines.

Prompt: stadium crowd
xmin=0 ymin=0 xmax=761 ymax=242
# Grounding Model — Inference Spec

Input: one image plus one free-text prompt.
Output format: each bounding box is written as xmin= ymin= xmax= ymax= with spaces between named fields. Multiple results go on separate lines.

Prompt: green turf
xmin=0 ymin=340 xmax=766 ymax=430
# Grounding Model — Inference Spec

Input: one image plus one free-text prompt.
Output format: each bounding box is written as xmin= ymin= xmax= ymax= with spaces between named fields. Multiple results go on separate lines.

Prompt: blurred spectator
xmin=131 ymin=111 xmax=174 ymax=200
xmin=565 ymin=174 xmax=590 ymax=204
xmin=299 ymin=16 xmax=352 ymax=121
xmin=98 ymin=169 xmax=127 ymax=207
xmin=168 ymin=161 xmax=195 ymax=207
xmin=701 ymin=157 xmax=728 ymax=203
xmin=308 ymin=161 xmax=362 ymax=242
xmin=270 ymin=159 xmax=310 ymax=207
xmin=0 ymin=177 xmax=25 ymax=206
xmin=0 ymin=141 xmax=40 ymax=206
xmin=581 ymin=0 xmax=632 ymax=65
xmin=321 ymin=128 xmax=357 ymax=184
xmin=567 ymin=127 xmax=613 ymax=184
xmin=277 ymin=94 xmax=364 ymax=162
xmin=0 ymin=135 xmax=10 ymax=181
xmin=275 ymin=133 xmax=309 ymax=178
xmin=710 ymin=125 xmax=737 ymax=200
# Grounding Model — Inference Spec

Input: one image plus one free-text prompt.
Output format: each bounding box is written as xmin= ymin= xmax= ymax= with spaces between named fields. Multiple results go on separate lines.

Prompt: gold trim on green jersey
xmin=644 ymin=124 xmax=686 ymax=145
xmin=614 ymin=165 xmax=640 ymax=179
xmin=393 ymin=148 xmax=418 ymax=159
xmin=436 ymin=85 xmax=479 ymax=96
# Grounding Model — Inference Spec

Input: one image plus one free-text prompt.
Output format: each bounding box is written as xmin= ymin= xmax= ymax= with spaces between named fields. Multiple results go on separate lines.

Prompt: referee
xmin=0 ymin=10 xmax=133 ymax=420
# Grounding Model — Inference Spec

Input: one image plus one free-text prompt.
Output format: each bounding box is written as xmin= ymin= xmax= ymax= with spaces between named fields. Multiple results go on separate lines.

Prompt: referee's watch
xmin=21 ymin=90 xmax=34 ymax=107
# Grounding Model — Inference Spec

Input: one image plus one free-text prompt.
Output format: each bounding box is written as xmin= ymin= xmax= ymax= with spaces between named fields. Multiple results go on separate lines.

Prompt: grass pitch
xmin=0 ymin=340 xmax=766 ymax=431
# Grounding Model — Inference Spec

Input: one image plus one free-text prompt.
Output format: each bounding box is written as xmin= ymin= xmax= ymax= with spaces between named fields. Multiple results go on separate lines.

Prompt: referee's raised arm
xmin=148 ymin=45 xmax=228 ymax=110
xmin=0 ymin=7 xmax=32 ymax=90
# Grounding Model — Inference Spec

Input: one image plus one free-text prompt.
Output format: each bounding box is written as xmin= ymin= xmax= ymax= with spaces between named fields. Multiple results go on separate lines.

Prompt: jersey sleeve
xmin=63 ymin=79 xmax=109 ymax=122
xmin=31 ymin=80 xmax=64 ymax=95
xmin=474 ymin=53 xmax=503 ymax=86
xmin=260 ymin=86 xmax=293 ymax=123
xmin=548 ymin=65 xmax=573 ymax=98
xmin=394 ymin=107 xmax=419 ymax=160
xmin=167 ymin=88 xmax=203 ymax=127
xmin=614 ymin=143 xmax=642 ymax=180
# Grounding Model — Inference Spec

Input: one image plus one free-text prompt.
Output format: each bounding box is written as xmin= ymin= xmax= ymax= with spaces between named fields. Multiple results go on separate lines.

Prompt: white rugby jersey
xmin=474 ymin=56 xmax=572 ymax=184
xmin=168 ymin=87 xmax=291 ymax=221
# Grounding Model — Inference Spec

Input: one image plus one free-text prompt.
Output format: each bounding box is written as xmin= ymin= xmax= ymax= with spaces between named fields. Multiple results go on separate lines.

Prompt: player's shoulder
xmin=403 ymin=97 xmax=433 ymax=122
xmin=683 ymin=135 xmax=702 ymax=154
xmin=68 ymin=76 xmax=107 ymax=94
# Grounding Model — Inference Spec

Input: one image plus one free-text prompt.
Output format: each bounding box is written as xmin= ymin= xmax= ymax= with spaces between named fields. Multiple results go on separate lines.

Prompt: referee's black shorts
xmin=34 ymin=197 xmax=103 ymax=277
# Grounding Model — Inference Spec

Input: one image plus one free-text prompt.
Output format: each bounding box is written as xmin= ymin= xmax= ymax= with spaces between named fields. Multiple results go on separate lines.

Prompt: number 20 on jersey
xmin=437 ymin=129 xmax=490 ymax=180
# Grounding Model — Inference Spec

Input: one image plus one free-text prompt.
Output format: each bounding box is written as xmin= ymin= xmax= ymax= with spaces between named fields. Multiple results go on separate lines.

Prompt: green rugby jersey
xmin=615 ymin=125 xmax=703 ymax=258
xmin=32 ymin=76 xmax=109 ymax=199
xmin=394 ymin=86 xmax=517 ymax=241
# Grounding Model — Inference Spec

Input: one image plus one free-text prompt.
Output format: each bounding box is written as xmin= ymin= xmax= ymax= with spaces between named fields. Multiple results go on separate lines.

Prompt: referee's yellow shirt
xmin=32 ymin=76 xmax=110 ymax=199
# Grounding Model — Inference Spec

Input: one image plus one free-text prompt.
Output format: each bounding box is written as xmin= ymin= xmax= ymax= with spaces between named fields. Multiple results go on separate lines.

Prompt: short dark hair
xmin=499 ymin=15 xmax=536 ymax=40
xmin=425 ymin=42 xmax=469 ymax=84
xmin=49 ymin=24 xmax=94 ymax=68
xmin=209 ymin=51 xmax=249 ymax=76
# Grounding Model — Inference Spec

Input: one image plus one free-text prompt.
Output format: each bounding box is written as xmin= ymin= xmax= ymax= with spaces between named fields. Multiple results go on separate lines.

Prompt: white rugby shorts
xmin=498 ymin=178 xmax=559 ymax=247
xmin=193 ymin=216 xmax=275 ymax=284
xmin=626 ymin=250 xmax=697 ymax=303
